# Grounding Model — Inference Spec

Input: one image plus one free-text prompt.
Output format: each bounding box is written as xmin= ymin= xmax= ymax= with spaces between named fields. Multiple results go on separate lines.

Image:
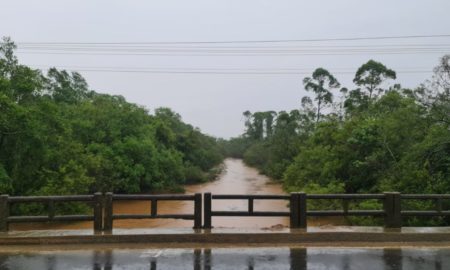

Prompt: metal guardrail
xmin=0 ymin=192 xmax=449 ymax=232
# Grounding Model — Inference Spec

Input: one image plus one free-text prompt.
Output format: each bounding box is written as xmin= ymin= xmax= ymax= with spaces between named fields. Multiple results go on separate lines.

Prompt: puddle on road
xmin=0 ymin=247 xmax=449 ymax=270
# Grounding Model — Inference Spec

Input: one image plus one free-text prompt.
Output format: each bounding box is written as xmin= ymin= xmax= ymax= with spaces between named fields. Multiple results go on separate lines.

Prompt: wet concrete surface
xmin=0 ymin=247 xmax=449 ymax=270
xmin=3 ymin=226 xmax=450 ymax=238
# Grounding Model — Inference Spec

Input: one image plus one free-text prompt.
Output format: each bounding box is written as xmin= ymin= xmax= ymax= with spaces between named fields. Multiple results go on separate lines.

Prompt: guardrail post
xmin=93 ymin=192 xmax=103 ymax=232
xmin=290 ymin=193 xmax=300 ymax=228
xmin=0 ymin=195 xmax=9 ymax=232
xmin=290 ymin=192 xmax=307 ymax=229
xmin=299 ymin=192 xmax=307 ymax=229
xmin=47 ymin=200 xmax=55 ymax=220
xmin=103 ymin=192 xmax=113 ymax=232
xmin=151 ymin=199 xmax=157 ymax=217
xmin=384 ymin=192 xmax=401 ymax=228
xmin=203 ymin=193 xmax=212 ymax=229
xmin=248 ymin=198 xmax=254 ymax=214
xmin=436 ymin=198 xmax=443 ymax=213
xmin=193 ymin=193 xmax=202 ymax=229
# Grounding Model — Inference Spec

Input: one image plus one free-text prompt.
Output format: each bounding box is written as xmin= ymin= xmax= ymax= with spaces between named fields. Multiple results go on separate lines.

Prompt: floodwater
xmin=109 ymin=158 xmax=291 ymax=229
xmin=12 ymin=158 xmax=343 ymax=230
xmin=0 ymin=247 xmax=449 ymax=269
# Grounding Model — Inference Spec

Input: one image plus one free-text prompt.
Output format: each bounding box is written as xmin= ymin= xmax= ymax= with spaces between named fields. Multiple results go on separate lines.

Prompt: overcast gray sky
xmin=2 ymin=0 xmax=450 ymax=138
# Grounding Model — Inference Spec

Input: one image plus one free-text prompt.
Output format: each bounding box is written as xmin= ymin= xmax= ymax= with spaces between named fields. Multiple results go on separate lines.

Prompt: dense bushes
xmin=0 ymin=37 xmax=224 ymax=197
xmin=227 ymin=57 xmax=450 ymax=225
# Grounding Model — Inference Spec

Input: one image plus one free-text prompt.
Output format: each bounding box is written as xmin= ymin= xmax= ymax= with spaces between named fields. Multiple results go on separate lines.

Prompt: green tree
xmin=264 ymin=111 xmax=277 ymax=138
xmin=0 ymin=36 xmax=225 ymax=200
xmin=45 ymin=68 xmax=90 ymax=104
xmin=0 ymin=37 xmax=18 ymax=78
xmin=303 ymin=68 xmax=340 ymax=123
xmin=226 ymin=57 xmax=450 ymax=225
xmin=353 ymin=60 xmax=396 ymax=100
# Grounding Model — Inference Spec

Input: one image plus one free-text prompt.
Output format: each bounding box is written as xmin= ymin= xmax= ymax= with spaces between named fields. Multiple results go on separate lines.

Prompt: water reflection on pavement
xmin=0 ymin=247 xmax=449 ymax=270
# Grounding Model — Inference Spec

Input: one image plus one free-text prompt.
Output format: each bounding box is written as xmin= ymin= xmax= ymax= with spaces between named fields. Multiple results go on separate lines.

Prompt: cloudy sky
xmin=2 ymin=0 xmax=450 ymax=138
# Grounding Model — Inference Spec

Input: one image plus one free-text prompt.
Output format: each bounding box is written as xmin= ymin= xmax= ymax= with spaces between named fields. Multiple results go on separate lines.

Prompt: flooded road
xmin=14 ymin=159 xmax=318 ymax=230
xmin=0 ymin=247 xmax=449 ymax=269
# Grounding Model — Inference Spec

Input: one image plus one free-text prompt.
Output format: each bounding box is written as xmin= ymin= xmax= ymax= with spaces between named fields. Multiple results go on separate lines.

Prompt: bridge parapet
xmin=103 ymin=192 xmax=202 ymax=231
xmin=0 ymin=192 xmax=449 ymax=232
xmin=0 ymin=193 xmax=103 ymax=232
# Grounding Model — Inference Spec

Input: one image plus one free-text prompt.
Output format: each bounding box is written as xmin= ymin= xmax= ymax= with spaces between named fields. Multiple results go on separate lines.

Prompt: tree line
xmin=223 ymin=56 xmax=450 ymax=225
xmin=0 ymin=37 xmax=224 ymax=198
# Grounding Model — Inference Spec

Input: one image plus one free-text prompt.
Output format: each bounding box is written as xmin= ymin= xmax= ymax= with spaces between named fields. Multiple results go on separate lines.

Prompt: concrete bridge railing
xmin=0 ymin=193 xmax=104 ymax=232
xmin=0 ymin=192 xmax=449 ymax=232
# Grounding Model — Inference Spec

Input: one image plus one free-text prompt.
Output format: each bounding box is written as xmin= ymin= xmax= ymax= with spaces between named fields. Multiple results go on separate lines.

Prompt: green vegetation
xmin=0 ymin=37 xmax=224 ymax=198
xmin=1 ymin=34 xmax=449 ymax=225
xmin=225 ymin=57 xmax=450 ymax=225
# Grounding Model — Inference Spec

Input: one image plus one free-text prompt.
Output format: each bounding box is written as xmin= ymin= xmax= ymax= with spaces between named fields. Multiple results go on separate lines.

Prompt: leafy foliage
xmin=303 ymin=68 xmax=340 ymax=122
xmin=225 ymin=57 xmax=450 ymax=225
xmin=0 ymin=37 xmax=224 ymax=198
xmin=353 ymin=60 xmax=396 ymax=99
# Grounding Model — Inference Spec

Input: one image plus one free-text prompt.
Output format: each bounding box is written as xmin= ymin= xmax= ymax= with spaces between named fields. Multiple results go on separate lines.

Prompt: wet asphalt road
xmin=0 ymin=247 xmax=449 ymax=270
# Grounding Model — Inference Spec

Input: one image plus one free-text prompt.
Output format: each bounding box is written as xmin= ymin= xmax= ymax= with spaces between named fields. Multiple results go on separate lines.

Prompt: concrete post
xmin=299 ymin=192 xmax=307 ymax=229
xmin=290 ymin=193 xmax=300 ymax=228
xmin=203 ymin=193 xmax=212 ymax=229
xmin=0 ymin=195 xmax=8 ymax=232
xmin=93 ymin=192 xmax=103 ymax=232
xmin=151 ymin=199 xmax=157 ymax=217
xmin=384 ymin=192 xmax=401 ymax=228
xmin=103 ymin=192 xmax=113 ymax=232
xmin=193 ymin=193 xmax=202 ymax=229
xmin=248 ymin=198 xmax=254 ymax=214
xmin=47 ymin=200 xmax=55 ymax=220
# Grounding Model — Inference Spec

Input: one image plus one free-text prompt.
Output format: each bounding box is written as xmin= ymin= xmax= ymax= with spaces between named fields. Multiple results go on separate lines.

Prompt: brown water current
xmin=12 ymin=158 xmax=343 ymax=230
xmin=109 ymin=158 xmax=290 ymax=229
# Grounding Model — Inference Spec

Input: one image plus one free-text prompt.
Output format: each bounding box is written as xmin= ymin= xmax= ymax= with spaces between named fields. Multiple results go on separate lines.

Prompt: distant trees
xmin=225 ymin=56 xmax=450 ymax=225
xmin=242 ymin=110 xmax=278 ymax=140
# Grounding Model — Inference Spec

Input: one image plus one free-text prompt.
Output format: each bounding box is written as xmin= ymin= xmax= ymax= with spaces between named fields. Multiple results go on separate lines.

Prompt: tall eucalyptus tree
xmin=303 ymin=68 xmax=340 ymax=123
xmin=353 ymin=60 xmax=396 ymax=100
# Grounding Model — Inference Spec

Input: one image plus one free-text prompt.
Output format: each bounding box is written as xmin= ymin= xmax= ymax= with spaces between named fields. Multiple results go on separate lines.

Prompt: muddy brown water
xmin=12 ymin=158 xmax=344 ymax=230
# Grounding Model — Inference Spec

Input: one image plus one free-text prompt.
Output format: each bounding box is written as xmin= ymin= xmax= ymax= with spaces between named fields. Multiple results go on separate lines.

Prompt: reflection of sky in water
xmin=0 ymin=248 xmax=449 ymax=270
